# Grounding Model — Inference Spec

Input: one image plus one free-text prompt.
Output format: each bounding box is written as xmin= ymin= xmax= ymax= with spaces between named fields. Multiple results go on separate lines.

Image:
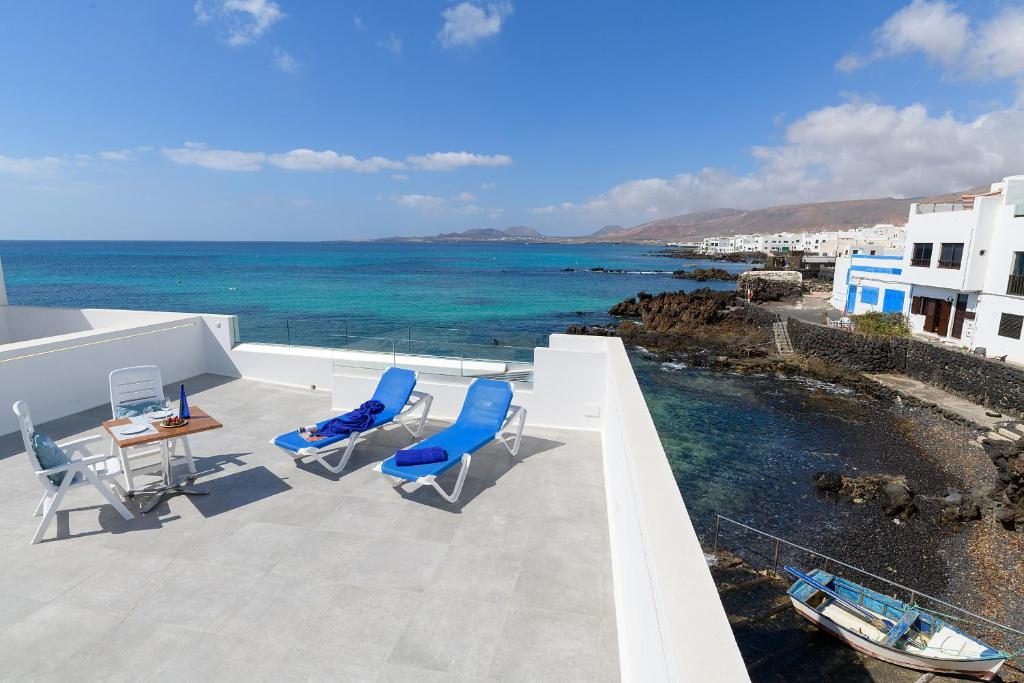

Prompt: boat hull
xmin=791 ymin=599 xmax=1004 ymax=681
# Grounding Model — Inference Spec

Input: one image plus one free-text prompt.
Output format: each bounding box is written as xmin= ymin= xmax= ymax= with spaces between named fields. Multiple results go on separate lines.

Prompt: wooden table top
xmin=103 ymin=406 xmax=223 ymax=448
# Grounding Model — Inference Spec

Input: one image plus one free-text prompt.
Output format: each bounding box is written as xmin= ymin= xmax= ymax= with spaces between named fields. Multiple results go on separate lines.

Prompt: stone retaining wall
xmin=787 ymin=318 xmax=1024 ymax=413
xmin=742 ymin=303 xmax=777 ymax=330
xmin=787 ymin=318 xmax=906 ymax=373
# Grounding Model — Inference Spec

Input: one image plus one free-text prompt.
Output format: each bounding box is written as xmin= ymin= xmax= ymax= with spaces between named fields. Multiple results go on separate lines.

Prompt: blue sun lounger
xmin=374 ymin=378 xmax=526 ymax=503
xmin=272 ymin=367 xmax=433 ymax=474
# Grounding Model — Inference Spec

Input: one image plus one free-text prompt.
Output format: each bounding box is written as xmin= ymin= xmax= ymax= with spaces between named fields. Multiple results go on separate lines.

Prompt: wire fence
xmin=713 ymin=514 xmax=1024 ymax=659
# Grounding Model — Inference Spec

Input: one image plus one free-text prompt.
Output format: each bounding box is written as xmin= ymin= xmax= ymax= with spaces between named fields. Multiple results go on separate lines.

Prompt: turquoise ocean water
xmin=0 ymin=241 xmax=932 ymax=550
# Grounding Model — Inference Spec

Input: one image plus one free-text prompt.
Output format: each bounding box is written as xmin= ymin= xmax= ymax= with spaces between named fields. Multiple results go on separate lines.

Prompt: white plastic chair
xmin=13 ymin=401 xmax=133 ymax=545
xmin=108 ymin=365 xmax=196 ymax=493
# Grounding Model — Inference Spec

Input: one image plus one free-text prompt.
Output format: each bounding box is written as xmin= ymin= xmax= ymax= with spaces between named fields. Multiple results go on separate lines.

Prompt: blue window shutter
xmin=861 ymin=287 xmax=879 ymax=306
xmin=882 ymin=289 xmax=905 ymax=313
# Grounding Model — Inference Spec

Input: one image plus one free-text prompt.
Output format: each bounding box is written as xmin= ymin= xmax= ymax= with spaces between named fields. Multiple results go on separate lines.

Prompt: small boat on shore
xmin=785 ymin=566 xmax=1008 ymax=681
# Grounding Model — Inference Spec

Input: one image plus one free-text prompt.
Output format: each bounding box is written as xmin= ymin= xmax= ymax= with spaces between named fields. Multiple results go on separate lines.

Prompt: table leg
xmin=139 ymin=438 xmax=210 ymax=515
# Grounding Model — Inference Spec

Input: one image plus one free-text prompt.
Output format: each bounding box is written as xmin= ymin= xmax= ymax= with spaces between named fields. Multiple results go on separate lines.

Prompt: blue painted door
xmin=846 ymin=286 xmax=857 ymax=313
xmin=882 ymin=289 xmax=905 ymax=313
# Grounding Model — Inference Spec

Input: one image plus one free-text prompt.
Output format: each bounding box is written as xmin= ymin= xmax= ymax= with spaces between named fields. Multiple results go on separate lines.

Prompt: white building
xmin=701 ymin=225 xmax=905 ymax=257
xmin=900 ymin=177 xmax=1024 ymax=360
xmin=830 ymin=250 xmax=908 ymax=314
xmin=830 ymin=176 xmax=1024 ymax=363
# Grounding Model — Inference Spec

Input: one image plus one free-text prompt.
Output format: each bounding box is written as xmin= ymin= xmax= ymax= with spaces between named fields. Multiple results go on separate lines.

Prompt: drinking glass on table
xmin=144 ymin=397 xmax=173 ymax=420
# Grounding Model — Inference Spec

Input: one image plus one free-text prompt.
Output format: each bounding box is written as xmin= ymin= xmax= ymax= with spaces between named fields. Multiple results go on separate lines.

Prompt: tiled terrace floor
xmin=0 ymin=375 xmax=618 ymax=682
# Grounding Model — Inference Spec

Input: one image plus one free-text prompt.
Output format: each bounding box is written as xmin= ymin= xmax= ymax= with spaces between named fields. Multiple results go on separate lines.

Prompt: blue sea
xmin=0 ymin=241 xmax=739 ymax=347
xmin=0 ymin=240 xmax=950 ymax=582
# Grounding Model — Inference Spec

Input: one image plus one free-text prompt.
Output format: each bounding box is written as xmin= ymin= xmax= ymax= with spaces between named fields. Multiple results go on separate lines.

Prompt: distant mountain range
xmin=377 ymin=226 xmax=544 ymax=242
xmin=376 ymin=185 xmax=988 ymax=244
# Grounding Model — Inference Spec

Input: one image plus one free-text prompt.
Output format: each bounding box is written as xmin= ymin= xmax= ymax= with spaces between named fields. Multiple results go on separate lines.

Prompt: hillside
xmin=613 ymin=198 xmax=914 ymax=242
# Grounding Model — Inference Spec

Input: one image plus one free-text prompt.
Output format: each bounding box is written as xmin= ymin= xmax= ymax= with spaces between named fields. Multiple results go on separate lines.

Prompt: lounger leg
xmin=421 ymin=453 xmax=471 ymax=504
xmin=312 ymin=433 xmax=360 ymax=474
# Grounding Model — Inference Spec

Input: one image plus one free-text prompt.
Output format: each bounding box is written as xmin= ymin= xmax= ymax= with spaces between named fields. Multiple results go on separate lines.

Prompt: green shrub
xmin=850 ymin=311 xmax=911 ymax=337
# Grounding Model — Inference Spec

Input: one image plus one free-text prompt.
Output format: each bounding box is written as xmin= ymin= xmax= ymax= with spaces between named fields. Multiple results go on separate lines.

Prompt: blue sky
xmin=1 ymin=0 xmax=1023 ymax=240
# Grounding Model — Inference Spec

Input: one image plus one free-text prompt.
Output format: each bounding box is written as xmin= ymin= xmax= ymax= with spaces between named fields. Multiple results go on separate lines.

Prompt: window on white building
xmin=998 ymin=313 xmax=1023 ymax=339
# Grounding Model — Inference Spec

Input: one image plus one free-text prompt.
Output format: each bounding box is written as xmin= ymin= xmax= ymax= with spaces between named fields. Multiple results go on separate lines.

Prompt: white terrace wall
xmin=598 ymin=335 xmax=749 ymax=682
xmin=0 ymin=312 xmax=236 ymax=435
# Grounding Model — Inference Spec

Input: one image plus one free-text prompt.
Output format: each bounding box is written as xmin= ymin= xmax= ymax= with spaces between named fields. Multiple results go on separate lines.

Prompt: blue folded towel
xmin=395 ymin=447 xmax=448 ymax=467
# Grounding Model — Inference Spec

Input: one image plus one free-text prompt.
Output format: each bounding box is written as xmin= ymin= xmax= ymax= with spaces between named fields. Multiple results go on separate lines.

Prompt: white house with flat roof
xmin=829 ymin=176 xmax=1024 ymax=362
xmin=830 ymin=251 xmax=909 ymax=314
xmin=900 ymin=177 xmax=1024 ymax=359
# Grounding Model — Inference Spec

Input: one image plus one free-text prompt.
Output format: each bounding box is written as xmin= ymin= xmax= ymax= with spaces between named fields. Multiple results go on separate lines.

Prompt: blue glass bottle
xmin=179 ymin=384 xmax=191 ymax=419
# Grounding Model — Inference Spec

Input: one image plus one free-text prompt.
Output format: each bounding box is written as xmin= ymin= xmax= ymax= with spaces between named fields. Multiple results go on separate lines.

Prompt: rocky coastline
xmin=649 ymin=248 xmax=768 ymax=263
xmin=671 ymin=267 xmax=737 ymax=281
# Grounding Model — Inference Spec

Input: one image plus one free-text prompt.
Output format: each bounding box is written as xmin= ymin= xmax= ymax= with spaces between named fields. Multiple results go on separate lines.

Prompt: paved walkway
xmin=865 ymin=373 xmax=1007 ymax=429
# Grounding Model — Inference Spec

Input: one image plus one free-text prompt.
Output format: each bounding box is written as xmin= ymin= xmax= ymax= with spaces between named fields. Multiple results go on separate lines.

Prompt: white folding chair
xmin=13 ymin=401 xmax=133 ymax=545
xmin=108 ymin=365 xmax=196 ymax=493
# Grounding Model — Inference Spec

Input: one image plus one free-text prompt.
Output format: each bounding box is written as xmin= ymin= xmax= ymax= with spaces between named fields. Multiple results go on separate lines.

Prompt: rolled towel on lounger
xmin=317 ymin=399 xmax=387 ymax=435
xmin=394 ymin=447 xmax=448 ymax=467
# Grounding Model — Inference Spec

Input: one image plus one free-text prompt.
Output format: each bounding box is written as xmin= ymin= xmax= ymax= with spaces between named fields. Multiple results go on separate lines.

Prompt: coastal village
xmin=568 ymin=174 xmax=1024 ymax=681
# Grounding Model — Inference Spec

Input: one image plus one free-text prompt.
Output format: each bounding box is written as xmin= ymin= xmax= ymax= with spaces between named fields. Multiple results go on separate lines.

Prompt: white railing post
xmin=0 ymin=256 xmax=7 ymax=306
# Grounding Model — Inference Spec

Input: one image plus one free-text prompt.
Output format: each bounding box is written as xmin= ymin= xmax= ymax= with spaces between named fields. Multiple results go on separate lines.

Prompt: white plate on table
xmin=147 ymin=410 xmax=173 ymax=420
xmin=118 ymin=424 xmax=151 ymax=436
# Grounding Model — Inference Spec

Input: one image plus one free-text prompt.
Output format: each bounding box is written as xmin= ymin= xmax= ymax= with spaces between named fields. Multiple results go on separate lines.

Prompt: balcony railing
xmin=910 ymin=258 xmax=931 ymax=267
xmin=1009 ymin=274 xmax=1024 ymax=296
xmin=916 ymin=201 xmax=969 ymax=214
xmin=937 ymin=259 xmax=962 ymax=270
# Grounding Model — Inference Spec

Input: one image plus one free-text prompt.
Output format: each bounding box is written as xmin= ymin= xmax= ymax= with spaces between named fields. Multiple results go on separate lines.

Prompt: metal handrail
xmin=936 ymin=259 xmax=962 ymax=270
xmin=712 ymin=514 xmax=1024 ymax=640
xmin=916 ymin=202 xmax=968 ymax=214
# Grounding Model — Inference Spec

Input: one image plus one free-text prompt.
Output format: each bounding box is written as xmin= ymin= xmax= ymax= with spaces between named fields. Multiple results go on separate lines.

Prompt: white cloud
xmin=273 ymin=47 xmax=298 ymax=72
xmin=480 ymin=180 xmax=496 ymax=189
xmin=390 ymin=193 xmax=501 ymax=216
xmin=98 ymin=149 xmax=134 ymax=161
xmin=160 ymin=143 xmax=513 ymax=174
xmin=162 ymin=142 xmax=266 ymax=171
xmin=533 ymin=101 xmax=1024 ymax=221
xmin=194 ymin=0 xmax=284 ymax=46
xmin=391 ymin=174 xmax=409 ymax=181
xmin=406 ymin=151 xmax=512 ymax=171
xmin=267 ymin=149 xmax=405 ymax=172
xmin=438 ymin=2 xmax=513 ymax=48
xmin=392 ymin=194 xmax=448 ymax=211
xmin=837 ymin=0 xmax=1024 ymax=87
xmin=968 ymin=8 xmax=1024 ymax=81
xmin=378 ymin=33 xmax=402 ymax=55
xmin=454 ymin=191 xmax=477 ymax=201
xmin=0 ymin=154 xmax=64 ymax=175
